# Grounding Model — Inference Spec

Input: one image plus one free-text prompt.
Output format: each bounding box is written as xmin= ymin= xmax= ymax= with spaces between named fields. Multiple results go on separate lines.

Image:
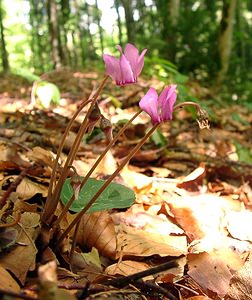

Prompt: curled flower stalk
xmin=173 ymin=101 xmax=210 ymax=130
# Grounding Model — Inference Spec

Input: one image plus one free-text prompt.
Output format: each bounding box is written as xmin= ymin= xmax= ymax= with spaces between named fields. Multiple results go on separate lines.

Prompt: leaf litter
xmin=0 ymin=71 xmax=252 ymax=299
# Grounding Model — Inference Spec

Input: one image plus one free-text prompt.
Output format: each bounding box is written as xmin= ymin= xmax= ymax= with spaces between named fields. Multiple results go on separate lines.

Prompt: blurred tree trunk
xmin=0 ymin=0 xmax=9 ymax=72
xmin=170 ymin=0 xmax=180 ymax=27
xmin=236 ymin=0 xmax=246 ymax=70
xmin=73 ymin=0 xmax=86 ymax=67
xmin=169 ymin=0 xmax=180 ymax=61
xmin=29 ymin=0 xmax=45 ymax=72
xmin=115 ymin=0 xmax=123 ymax=45
xmin=86 ymin=3 xmax=96 ymax=59
xmin=29 ymin=0 xmax=36 ymax=69
xmin=94 ymin=0 xmax=104 ymax=53
xmin=155 ymin=0 xmax=177 ymax=61
xmin=205 ymin=0 xmax=216 ymax=20
xmin=47 ymin=0 xmax=64 ymax=69
xmin=60 ymin=0 xmax=71 ymax=66
xmin=217 ymin=0 xmax=237 ymax=84
xmin=121 ymin=0 xmax=135 ymax=43
xmin=71 ymin=30 xmax=78 ymax=67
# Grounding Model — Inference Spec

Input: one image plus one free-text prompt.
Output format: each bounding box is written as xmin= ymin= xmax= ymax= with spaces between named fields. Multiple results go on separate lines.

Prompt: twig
xmin=14 ymin=215 xmax=37 ymax=252
xmin=0 ymin=288 xmax=36 ymax=300
xmin=0 ymin=166 xmax=33 ymax=209
xmin=0 ymin=137 xmax=32 ymax=152
xmin=0 ymin=212 xmax=21 ymax=228
xmin=103 ymin=257 xmax=181 ymax=288
xmin=134 ymin=281 xmax=178 ymax=300
xmin=174 ymin=282 xmax=199 ymax=296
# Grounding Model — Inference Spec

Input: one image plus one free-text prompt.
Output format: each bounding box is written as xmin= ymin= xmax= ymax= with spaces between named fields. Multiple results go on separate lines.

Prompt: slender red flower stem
xmin=57 ymin=123 xmax=159 ymax=245
xmin=46 ymin=98 xmax=90 ymax=203
xmin=69 ymin=220 xmax=80 ymax=265
xmin=52 ymin=110 xmax=142 ymax=230
xmin=42 ymin=76 xmax=109 ymax=223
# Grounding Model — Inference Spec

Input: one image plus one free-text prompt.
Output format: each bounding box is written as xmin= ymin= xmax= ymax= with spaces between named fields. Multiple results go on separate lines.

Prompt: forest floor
xmin=0 ymin=70 xmax=252 ymax=300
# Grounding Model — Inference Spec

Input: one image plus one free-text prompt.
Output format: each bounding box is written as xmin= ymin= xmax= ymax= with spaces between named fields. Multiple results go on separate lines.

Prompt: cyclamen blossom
xmin=103 ymin=43 xmax=147 ymax=86
xmin=139 ymin=85 xmax=177 ymax=124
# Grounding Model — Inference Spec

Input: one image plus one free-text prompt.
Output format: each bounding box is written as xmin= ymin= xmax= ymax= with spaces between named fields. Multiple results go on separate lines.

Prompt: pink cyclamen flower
xmin=103 ymin=43 xmax=147 ymax=86
xmin=139 ymin=85 xmax=177 ymax=124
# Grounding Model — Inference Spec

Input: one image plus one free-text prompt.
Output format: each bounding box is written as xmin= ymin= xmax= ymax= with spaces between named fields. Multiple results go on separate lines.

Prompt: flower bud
xmin=100 ymin=116 xmax=113 ymax=142
xmin=70 ymin=171 xmax=82 ymax=200
xmin=88 ymin=102 xmax=101 ymax=134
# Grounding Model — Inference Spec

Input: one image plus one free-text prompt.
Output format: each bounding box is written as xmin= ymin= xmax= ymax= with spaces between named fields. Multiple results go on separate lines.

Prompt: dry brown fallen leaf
xmin=0 ymin=143 xmax=30 ymax=168
xmin=16 ymin=176 xmax=48 ymax=199
xmin=68 ymin=250 xmax=103 ymax=283
xmin=156 ymin=255 xmax=186 ymax=283
xmin=112 ymin=206 xmax=183 ymax=236
xmin=120 ymin=165 xmax=153 ymax=193
xmin=94 ymin=149 xmax=118 ymax=175
xmin=0 ymin=265 xmax=20 ymax=292
xmin=38 ymin=260 xmax=75 ymax=300
xmin=186 ymin=297 xmax=212 ymax=300
xmin=226 ymin=253 xmax=252 ymax=300
xmin=27 ymin=146 xmax=55 ymax=168
xmin=116 ymin=224 xmax=187 ymax=259
xmin=76 ymin=211 xmax=117 ymax=259
xmin=0 ymin=174 xmax=48 ymax=200
xmin=81 ymin=247 xmax=103 ymax=271
xmin=189 ymin=235 xmax=250 ymax=255
xmin=176 ymin=164 xmax=206 ymax=191
xmin=188 ymin=249 xmax=244 ymax=299
xmin=13 ymin=198 xmax=38 ymax=214
xmin=226 ymin=210 xmax=252 ymax=242
xmin=168 ymin=193 xmax=242 ymax=242
xmin=0 ymin=212 xmax=39 ymax=284
xmin=105 ymin=260 xmax=153 ymax=280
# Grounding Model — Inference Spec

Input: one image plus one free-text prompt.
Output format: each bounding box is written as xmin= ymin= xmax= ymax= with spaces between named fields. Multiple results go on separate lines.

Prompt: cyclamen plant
xmin=42 ymin=43 xmax=209 ymax=251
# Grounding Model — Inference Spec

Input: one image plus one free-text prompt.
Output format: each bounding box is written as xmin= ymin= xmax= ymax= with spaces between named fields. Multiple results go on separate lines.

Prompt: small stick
xmin=134 ymin=281 xmax=178 ymax=300
xmin=103 ymin=258 xmax=181 ymax=288
xmin=0 ymin=288 xmax=36 ymax=300
xmin=0 ymin=212 xmax=21 ymax=228
xmin=0 ymin=166 xmax=33 ymax=209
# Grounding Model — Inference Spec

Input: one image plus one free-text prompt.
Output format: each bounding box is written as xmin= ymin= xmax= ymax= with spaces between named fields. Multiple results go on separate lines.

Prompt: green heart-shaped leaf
xmin=61 ymin=177 xmax=135 ymax=213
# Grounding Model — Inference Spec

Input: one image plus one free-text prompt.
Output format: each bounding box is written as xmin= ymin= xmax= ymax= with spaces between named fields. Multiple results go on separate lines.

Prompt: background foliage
xmin=0 ymin=0 xmax=251 ymax=102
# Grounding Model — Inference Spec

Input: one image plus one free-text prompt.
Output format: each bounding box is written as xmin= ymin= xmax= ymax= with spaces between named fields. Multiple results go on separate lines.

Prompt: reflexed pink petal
xmin=139 ymin=87 xmax=160 ymax=123
xmin=103 ymin=54 xmax=121 ymax=82
xmin=159 ymin=85 xmax=177 ymax=121
xmin=116 ymin=45 xmax=123 ymax=53
xmin=136 ymin=48 xmax=148 ymax=76
xmin=119 ymin=54 xmax=135 ymax=85
xmin=124 ymin=43 xmax=139 ymax=76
